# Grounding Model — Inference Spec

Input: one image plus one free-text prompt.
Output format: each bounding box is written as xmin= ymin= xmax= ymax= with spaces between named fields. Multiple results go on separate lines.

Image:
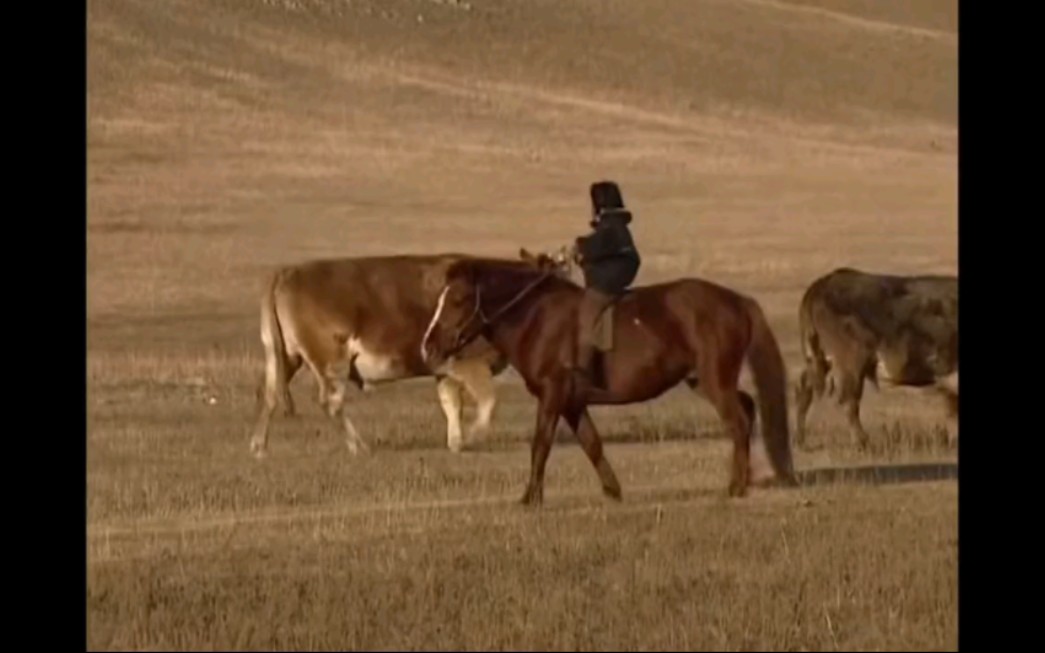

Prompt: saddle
xmin=592 ymin=291 xmax=633 ymax=353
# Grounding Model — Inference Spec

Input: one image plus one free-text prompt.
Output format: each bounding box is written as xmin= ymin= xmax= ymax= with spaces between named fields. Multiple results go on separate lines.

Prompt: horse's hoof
xmin=520 ymin=490 xmax=543 ymax=507
xmin=603 ymin=485 xmax=623 ymax=501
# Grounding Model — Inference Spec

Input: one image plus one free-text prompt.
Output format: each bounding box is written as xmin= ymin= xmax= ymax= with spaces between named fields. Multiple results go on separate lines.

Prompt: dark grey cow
xmin=794 ymin=268 xmax=958 ymax=449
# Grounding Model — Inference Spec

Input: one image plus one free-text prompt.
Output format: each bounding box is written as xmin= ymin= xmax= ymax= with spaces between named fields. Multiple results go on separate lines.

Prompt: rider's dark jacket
xmin=576 ymin=208 xmax=641 ymax=296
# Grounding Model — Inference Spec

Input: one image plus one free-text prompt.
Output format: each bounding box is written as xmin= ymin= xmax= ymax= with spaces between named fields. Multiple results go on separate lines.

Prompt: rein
xmin=446 ymin=271 xmax=553 ymax=356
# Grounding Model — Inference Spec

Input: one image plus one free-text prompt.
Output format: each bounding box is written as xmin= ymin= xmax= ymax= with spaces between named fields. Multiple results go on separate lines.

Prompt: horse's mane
xmin=450 ymin=257 xmax=580 ymax=305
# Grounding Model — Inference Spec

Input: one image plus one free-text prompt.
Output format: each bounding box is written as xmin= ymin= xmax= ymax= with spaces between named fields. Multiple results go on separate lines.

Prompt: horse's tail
xmin=257 ymin=268 xmax=290 ymax=414
xmin=744 ymin=298 xmax=798 ymax=486
xmin=798 ymin=287 xmax=832 ymax=398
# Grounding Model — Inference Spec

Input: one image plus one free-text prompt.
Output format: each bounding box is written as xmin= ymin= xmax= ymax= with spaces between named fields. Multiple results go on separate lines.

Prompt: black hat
xmin=590 ymin=181 xmax=625 ymax=213
xmin=589 ymin=180 xmax=631 ymax=226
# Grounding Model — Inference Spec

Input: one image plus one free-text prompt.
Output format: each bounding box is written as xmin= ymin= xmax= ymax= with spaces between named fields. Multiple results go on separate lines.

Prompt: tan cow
xmin=250 ymin=248 xmax=573 ymax=458
xmin=794 ymin=268 xmax=958 ymax=449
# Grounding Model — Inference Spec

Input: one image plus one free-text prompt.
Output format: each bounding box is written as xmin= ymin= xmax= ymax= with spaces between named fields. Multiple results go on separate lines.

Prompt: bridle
xmin=443 ymin=271 xmax=554 ymax=357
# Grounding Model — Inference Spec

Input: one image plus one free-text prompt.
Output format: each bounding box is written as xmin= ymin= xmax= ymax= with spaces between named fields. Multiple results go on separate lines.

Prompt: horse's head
xmin=422 ymin=256 xmax=559 ymax=368
xmin=421 ymin=261 xmax=484 ymax=369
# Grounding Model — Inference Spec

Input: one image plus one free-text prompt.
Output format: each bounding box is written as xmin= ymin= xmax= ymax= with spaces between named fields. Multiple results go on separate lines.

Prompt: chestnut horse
xmin=421 ymin=257 xmax=798 ymax=505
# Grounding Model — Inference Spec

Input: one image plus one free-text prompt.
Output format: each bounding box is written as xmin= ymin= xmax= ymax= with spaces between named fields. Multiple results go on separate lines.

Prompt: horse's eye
xmin=450 ymin=288 xmax=469 ymax=306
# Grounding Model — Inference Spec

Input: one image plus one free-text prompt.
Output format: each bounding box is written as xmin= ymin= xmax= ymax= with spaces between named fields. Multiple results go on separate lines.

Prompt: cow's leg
xmin=324 ymin=364 xmax=370 ymax=456
xmin=936 ymin=372 xmax=959 ymax=448
xmin=250 ymin=382 xmax=277 ymax=459
xmin=295 ymin=357 xmax=328 ymax=410
xmin=838 ymin=371 xmax=871 ymax=450
xmin=251 ymin=356 xmax=301 ymax=459
xmin=794 ymin=367 xmax=816 ymax=449
xmin=249 ymin=352 xmax=305 ymax=458
xmin=435 ymin=375 xmax=465 ymax=453
xmin=449 ymin=358 xmax=497 ymax=443
xmin=941 ymin=388 xmax=958 ymax=448
xmin=281 ymin=354 xmax=303 ymax=417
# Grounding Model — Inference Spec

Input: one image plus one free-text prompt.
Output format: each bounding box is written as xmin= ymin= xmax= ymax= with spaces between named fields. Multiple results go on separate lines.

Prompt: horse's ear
xmin=519 ymin=247 xmax=535 ymax=262
xmin=448 ymin=260 xmax=472 ymax=284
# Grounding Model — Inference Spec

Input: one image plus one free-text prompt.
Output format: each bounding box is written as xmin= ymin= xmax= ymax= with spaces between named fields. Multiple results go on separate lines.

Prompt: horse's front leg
xmin=521 ymin=380 xmax=568 ymax=507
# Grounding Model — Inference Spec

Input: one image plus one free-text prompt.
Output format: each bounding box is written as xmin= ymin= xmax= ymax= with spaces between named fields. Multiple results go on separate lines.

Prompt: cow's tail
xmin=798 ymin=287 xmax=832 ymax=398
xmin=744 ymin=298 xmax=798 ymax=486
xmin=257 ymin=268 xmax=291 ymax=415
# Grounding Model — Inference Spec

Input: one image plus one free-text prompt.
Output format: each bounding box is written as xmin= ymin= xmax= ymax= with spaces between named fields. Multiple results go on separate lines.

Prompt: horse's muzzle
xmin=423 ymin=330 xmax=464 ymax=369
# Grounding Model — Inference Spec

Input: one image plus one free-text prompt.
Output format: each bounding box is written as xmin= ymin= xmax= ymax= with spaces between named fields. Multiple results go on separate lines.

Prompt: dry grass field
xmin=87 ymin=0 xmax=958 ymax=649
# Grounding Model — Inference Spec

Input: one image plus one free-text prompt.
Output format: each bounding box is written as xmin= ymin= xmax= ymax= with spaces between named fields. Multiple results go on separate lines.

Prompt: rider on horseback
xmin=571 ymin=180 xmax=642 ymax=396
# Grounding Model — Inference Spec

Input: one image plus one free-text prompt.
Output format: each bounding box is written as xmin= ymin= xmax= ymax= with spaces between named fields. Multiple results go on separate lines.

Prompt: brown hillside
xmin=87 ymin=0 xmax=957 ymax=357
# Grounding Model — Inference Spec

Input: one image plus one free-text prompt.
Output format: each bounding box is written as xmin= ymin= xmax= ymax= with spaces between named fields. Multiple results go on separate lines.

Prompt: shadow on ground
xmin=797 ymin=462 xmax=958 ymax=487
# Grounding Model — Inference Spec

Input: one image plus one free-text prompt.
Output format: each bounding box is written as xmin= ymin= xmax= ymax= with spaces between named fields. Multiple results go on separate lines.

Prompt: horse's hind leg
xmin=720 ymin=391 xmax=754 ymax=497
xmin=697 ymin=373 xmax=753 ymax=496
xmin=689 ymin=375 xmax=755 ymax=494
xmin=563 ymin=407 xmax=622 ymax=501
xmin=689 ymin=376 xmax=756 ymax=433
xmin=736 ymin=390 xmax=777 ymax=486
xmin=738 ymin=391 xmax=756 ymax=427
